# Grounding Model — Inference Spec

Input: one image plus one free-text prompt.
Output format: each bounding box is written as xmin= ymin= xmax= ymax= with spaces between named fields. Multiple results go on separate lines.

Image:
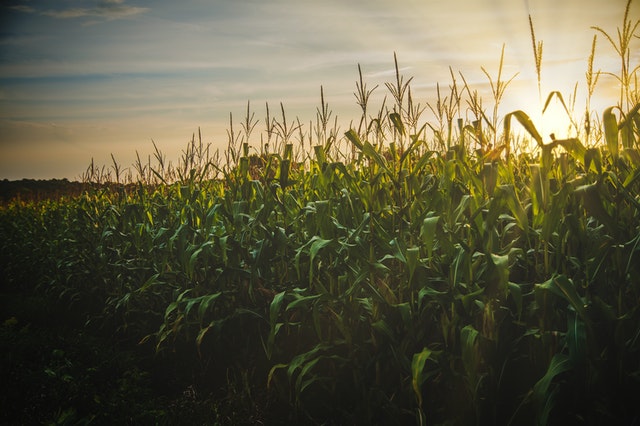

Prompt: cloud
xmin=9 ymin=5 xmax=36 ymax=13
xmin=42 ymin=9 xmax=92 ymax=19
xmin=95 ymin=0 xmax=149 ymax=19
xmin=10 ymin=0 xmax=148 ymax=21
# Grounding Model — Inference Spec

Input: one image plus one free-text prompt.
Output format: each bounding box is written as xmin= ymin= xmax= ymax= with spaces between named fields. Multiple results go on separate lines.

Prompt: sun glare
xmin=505 ymin=86 xmax=580 ymax=154
xmin=539 ymin=98 xmax=574 ymax=141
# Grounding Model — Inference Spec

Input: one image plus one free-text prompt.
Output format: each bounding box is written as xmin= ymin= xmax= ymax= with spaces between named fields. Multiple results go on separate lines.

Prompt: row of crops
xmin=3 ymin=5 xmax=640 ymax=420
xmin=2 ymin=112 xmax=640 ymax=423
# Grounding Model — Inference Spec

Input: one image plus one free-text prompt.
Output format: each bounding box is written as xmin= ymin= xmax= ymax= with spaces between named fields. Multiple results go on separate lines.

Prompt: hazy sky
xmin=0 ymin=0 xmax=637 ymax=180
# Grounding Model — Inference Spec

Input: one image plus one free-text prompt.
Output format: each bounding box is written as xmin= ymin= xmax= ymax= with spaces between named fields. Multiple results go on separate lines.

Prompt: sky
xmin=0 ymin=0 xmax=638 ymax=180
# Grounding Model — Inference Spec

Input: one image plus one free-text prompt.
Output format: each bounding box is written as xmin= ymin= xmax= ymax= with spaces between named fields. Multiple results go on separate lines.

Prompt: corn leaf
xmin=504 ymin=110 xmax=543 ymax=147
xmin=584 ymin=148 xmax=602 ymax=174
xmin=603 ymin=106 xmax=619 ymax=157
xmin=344 ymin=128 xmax=364 ymax=151
xmin=412 ymin=347 xmax=434 ymax=408
xmin=420 ymin=216 xmax=440 ymax=259
xmin=575 ymin=183 xmax=616 ymax=234
xmin=535 ymin=274 xmax=587 ymax=321
xmin=389 ymin=112 xmax=405 ymax=137
xmin=532 ymin=353 xmax=572 ymax=425
xmin=461 ymin=325 xmax=481 ymax=387
xmin=567 ymin=308 xmax=587 ymax=367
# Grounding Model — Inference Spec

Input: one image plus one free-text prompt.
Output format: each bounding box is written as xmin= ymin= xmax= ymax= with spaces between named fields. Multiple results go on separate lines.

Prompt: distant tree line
xmin=0 ymin=179 xmax=87 ymax=204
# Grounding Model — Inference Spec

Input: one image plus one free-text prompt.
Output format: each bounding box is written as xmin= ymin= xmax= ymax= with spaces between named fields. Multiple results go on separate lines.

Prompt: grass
xmin=1 ymin=2 xmax=640 ymax=424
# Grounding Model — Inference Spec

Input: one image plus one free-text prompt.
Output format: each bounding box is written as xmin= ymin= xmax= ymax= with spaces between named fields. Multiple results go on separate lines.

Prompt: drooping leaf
xmin=420 ymin=215 xmax=440 ymax=260
xmin=532 ymin=353 xmax=572 ymax=425
xmin=197 ymin=292 xmax=222 ymax=323
xmin=362 ymin=140 xmax=392 ymax=175
xmin=267 ymin=292 xmax=287 ymax=359
xmin=489 ymin=252 xmax=510 ymax=295
xmin=555 ymin=138 xmax=586 ymax=164
xmin=542 ymin=91 xmax=574 ymax=125
xmin=286 ymin=293 xmax=322 ymax=311
xmin=460 ymin=325 xmax=481 ymax=387
xmin=504 ymin=110 xmax=543 ymax=147
xmin=412 ymin=347 xmax=434 ymax=408
xmin=535 ymin=274 xmax=587 ymax=321
xmin=345 ymin=128 xmax=364 ymax=151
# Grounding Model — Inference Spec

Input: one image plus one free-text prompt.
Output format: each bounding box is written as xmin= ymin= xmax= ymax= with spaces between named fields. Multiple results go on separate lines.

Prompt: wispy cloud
xmin=0 ymin=0 xmax=633 ymax=180
xmin=11 ymin=0 xmax=148 ymax=21
xmin=9 ymin=4 xmax=36 ymax=14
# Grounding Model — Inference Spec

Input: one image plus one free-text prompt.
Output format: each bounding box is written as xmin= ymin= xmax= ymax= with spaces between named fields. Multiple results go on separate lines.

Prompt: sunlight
xmin=539 ymin=96 xmax=575 ymax=141
xmin=507 ymin=88 xmax=578 ymax=154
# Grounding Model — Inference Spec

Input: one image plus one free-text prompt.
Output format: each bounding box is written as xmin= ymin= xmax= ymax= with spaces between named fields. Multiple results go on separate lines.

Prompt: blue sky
xmin=0 ymin=0 xmax=636 ymax=179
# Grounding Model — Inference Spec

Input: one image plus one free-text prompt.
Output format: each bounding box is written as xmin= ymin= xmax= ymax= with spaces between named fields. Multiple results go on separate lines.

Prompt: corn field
xmin=2 ymin=4 xmax=640 ymax=425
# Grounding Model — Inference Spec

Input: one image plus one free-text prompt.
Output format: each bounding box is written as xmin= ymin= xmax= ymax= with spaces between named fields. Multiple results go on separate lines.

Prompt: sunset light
xmin=1 ymin=0 xmax=638 ymax=179
xmin=2 ymin=1 xmax=639 ymax=424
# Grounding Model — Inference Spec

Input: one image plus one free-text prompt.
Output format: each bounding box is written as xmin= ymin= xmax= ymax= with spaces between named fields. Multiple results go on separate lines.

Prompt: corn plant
xmin=2 ymin=3 xmax=640 ymax=424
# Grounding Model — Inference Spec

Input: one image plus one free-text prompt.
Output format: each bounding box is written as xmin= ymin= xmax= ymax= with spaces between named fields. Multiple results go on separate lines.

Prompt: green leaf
xmin=389 ymin=112 xmax=406 ymax=136
xmin=388 ymin=238 xmax=407 ymax=264
xmin=574 ymin=183 xmax=616 ymax=234
xmin=136 ymin=273 xmax=160 ymax=293
xmin=459 ymin=287 xmax=484 ymax=314
xmin=584 ymin=148 xmax=602 ymax=174
xmin=490 ymin=252 xmax=510 ymax=293
xmin=400 ymin=126 xmax=427 ymax=166
xmin=619 ymin=102 xmax=640 ymax=149
xmin=372 ymin=319 xmax=396 ymax=343
xmin=362 ymin=140 xmax=392 ymax=175
xmin=345 ymin=129 xmax=364 ymax=151
xmin=460 ymin=325 xmax=481 ymax=387
xmin=508 ymin=282 xmax=523 ymax=319
xmin=504 ymin=110 xmax=543 ymax=147
xmin=309 ymin=236 xmax=333 ymax=264
xmin=287 ymin=344 xmax=325 ymax=380
xmin=196 ymin=320 xmax=218 ymax=357
xmin=269 ymin=291 xmax=286 ymax=327
xmin=267 ymin=292 xmax=287 ymax=359
xmin=623 ymin=148 xmax=640 ymax=168
xmin=413 ymin=150 xmax=436 ymax=172
xmin=313 ymin=145 xmax=326 ymax=166
xmin=532 ymin=353 xmax=572 ymax=425
xmin=406 ymin=246 xmax=420 ymax=283
xmin=567 ymin=308 xmax=587 ymax=367
xmin=279 ymin=159 xmax=291 ymax=187
xmin=496 ymin=184 xmax=529 ymax=233
xmin=417 ymin=286 xmax=448 ymax=308
xmin=286 ymin=293 xmax=322 ymax=311
xmin=267 ymin=363 xmax=288 ymax=390
xmin=295 ymin=356 xmax=322 ymax=395
xmin=542 ymin=91 xmax=574 ymax=125
xmin=295 ymin=236 xmax=334 ymax=284
xmin=420 ymin=216 xmax=439 ymax=259
xmin=535 ymin=275 xmax=587 ymax=321
xmin=412 ymin=347 xmax=434 ymax=408
xmin=603 ymin=106 xmax=619 ymax=157
xmin=197 ymin=292 xmax=222 ymax=322
xmin=482 ymin=162 xmax=498 ymax=196
xmin=555 ymin=138 xmax=587 ymax=164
